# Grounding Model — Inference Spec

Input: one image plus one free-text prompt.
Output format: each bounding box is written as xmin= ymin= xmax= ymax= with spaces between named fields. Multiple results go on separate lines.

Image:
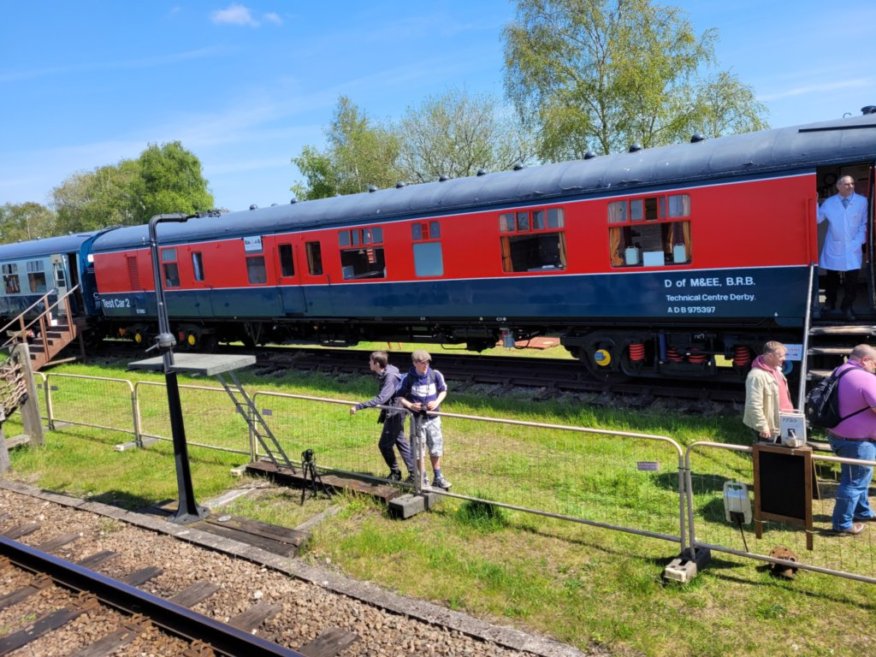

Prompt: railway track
xmin=1 ymin=533 xmax=304 ymax=657
xmin=93 ymin=341 xmax=747 ymax=405
xmin=0 ymin=485 xmax=586 ymax=657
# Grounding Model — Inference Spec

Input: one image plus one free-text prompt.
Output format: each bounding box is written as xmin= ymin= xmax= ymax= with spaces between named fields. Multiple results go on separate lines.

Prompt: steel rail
xmin=0 ymin=535 xmax=304 ymax=657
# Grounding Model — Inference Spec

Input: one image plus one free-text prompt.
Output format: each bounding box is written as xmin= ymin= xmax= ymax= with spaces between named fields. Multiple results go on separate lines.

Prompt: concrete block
xmin=388 ymin=493 xmax=425 ymax=519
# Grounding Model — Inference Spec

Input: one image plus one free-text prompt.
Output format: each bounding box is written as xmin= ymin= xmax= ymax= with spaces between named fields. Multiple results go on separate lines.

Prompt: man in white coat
xmin=817 ymin=175 xmax=868 ymax=320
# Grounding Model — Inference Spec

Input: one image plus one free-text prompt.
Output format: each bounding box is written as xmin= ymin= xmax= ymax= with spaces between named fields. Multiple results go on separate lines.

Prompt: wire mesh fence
xmin=686 ymin=442 xmax=876 ymax=582
xmin=253 ymin=391 xmax=392 ymax=477
xmin=45 ymin=373 xmax=136 ymax=439
xmin=433 ymin=411 xmax=686 ymax=542
xmin=135 ymin=381 xmax=251 ymax=455
xmin=22 ymin=372 xmax=876 ymax=584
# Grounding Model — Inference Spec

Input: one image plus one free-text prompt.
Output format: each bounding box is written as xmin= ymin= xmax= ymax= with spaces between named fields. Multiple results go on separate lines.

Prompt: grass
xmin=3 ymin=359 xmax=875 ymax=657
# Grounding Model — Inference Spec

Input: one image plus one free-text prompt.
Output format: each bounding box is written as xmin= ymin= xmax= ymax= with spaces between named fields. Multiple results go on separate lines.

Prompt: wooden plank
xmin=203 ymin=515 xmax=307 ymax=546
xmin=36 ymin=532 xmax=81 ymax=552
xmin=245 ymin=460 xmax=402 ymax=502
xmin=2 ymin=521 xmax=40 ymax=539
xmin=0 ymin=574 xmax=50 ymax=611
xmin=195 ymin=522 xmax=298 ymax=556
xmin=169 ymin=581 xmax=220 ymax=608
xmin=68 ymin=616 xmax=151 ymax=657
xmin=76 ymin=550 xmax=117 ymax=569
xmin=298 ymin=627 xmax=360 ymax=657
xmin=0 ymin=607 xmax=83 ymax=655
xmin=228 ymin=601 xmax=281 ymax=632
xmin=120 ymin=566 xmax=163 ymax=587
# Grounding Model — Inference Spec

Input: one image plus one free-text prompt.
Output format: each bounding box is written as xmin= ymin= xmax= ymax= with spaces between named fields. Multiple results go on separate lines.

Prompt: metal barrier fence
xmin=686 ymin=442 xmax=876 ymax=584
xmin=135 ymin=381 xmax=251 ymax=455
xmin=21 ymin=372 xmax=876 ymax=585
xmin=44 ymin=373 xmax=137 ymax=439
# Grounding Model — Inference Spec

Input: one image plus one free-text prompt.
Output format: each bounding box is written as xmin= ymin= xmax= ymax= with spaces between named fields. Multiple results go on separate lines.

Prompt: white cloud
xmin=211 ymin=4 xmax=259 ymax=27
xmin=263 ymin=12 xmax=283 ymax=26
xmin=758 ymin=78 xmax=873 ymax=103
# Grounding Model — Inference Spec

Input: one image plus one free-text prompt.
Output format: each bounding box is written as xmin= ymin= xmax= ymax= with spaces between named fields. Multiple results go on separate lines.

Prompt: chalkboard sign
xmin=752 ymin=443 xmax=813 ymax=549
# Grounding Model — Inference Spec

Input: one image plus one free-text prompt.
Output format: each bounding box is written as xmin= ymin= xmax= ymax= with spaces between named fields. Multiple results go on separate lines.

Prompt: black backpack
xmin=805 ymin=368 xmax=868 ymax=429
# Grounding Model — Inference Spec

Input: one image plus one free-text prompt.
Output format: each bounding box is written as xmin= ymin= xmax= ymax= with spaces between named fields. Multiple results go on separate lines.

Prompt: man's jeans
xmin=830 ymin=437 xmax=876 ymax=530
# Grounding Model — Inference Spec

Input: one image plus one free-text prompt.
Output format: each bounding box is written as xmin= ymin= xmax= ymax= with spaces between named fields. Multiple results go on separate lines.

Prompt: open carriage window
xmin=338 ymin=227 xmax=385 ymax=280
xmin=498 ymin=207 xmax=566 ymax=273
xmin=608 ymin=194 xmax=691 ymax=267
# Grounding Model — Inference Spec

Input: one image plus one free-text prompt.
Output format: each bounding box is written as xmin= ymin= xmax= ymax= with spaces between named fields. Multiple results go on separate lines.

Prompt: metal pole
xmin=147 ymin=214 xmax=205 ymax=523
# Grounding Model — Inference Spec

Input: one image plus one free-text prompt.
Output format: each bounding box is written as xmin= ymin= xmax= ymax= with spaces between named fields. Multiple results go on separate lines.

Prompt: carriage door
xmin=51 ymin=254 xmax=70 ymax=318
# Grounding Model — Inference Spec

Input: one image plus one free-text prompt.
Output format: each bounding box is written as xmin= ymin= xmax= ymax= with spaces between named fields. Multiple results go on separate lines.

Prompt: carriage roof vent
xmin=476 ymin=168 xmax=487 ymax=176
xmin=290 ymin=197 xmax=297 ymax=204
xmin=584 ymin=151 xmax=596 ymax=160
xmin=395 ymin=181 xmax=406 ymax=188
xmin=367 ymin=184 xmax=378 ymax=192
xmin=512 ymin=163 xmax=524 ymax=170
xmin=690 ymin=133 xmax=705 ymax=143
xmin=249 ymin=204 xmax=258 ymax=210
xmin=628 ymin=143 xmax=642 ymax=153
xmin=438 ymin=175 xmax=449 ymax=182
xmin=862 ymin=105 xmax=876 ymax=115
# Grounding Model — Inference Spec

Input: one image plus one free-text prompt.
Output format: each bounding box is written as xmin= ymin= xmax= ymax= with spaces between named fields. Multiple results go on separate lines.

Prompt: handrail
xmin=1 ymin=285 xmax=80 ymax=350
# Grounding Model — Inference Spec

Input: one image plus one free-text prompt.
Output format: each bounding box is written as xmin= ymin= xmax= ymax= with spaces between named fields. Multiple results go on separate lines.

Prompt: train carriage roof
xmin=0 ymin=231 xmax=107 ymax=261
xmin=91 ymin=114 xmax=876 ymax=253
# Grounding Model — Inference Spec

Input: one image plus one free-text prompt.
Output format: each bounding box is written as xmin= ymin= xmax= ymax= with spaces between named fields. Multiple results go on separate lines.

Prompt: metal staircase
xmin=216 ymin=371 xmax=296 ymax=473
xmin=1 ymin=287 xmax=83 ymax=371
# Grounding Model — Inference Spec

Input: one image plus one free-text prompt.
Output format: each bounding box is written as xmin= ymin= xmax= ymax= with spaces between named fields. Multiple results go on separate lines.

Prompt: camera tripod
xmin=300 ymin=448 xmax=324 ymax=505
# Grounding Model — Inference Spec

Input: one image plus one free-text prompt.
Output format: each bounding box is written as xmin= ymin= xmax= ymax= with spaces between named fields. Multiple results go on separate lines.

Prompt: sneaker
xmin=404 ymin=474 xmax=415 ymax=484
xmin=431 ymin=476 xmax=452 ymax=490
xmin=387 ymin=470 xmax=402 ymax=482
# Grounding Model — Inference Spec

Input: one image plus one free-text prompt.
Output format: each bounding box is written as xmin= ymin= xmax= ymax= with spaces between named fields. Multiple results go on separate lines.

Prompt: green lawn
xmin=3 ymin=360 xmax=874 ymax=657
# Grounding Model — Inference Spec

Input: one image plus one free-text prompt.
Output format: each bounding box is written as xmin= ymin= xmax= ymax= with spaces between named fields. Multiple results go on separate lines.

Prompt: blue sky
xmin=2 ymin=1 xmax=875 ymax=213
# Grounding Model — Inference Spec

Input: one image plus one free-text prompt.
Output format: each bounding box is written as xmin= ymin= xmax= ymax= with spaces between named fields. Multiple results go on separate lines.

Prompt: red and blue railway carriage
xmin=88 ymin=112 xmax=876 ymax=380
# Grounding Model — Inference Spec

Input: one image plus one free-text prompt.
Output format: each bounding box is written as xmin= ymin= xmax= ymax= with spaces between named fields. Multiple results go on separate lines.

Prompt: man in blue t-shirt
xmin=397 ymin=350 xmax=451 ymax=490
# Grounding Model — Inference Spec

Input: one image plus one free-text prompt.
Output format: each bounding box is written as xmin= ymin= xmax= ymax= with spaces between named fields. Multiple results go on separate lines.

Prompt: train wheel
xmin=581 ymin=337 xmax=628 ymax=382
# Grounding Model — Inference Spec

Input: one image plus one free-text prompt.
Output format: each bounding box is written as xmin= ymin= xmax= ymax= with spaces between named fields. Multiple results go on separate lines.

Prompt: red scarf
xmin=752 ymin=355 xmax=794 ymax=411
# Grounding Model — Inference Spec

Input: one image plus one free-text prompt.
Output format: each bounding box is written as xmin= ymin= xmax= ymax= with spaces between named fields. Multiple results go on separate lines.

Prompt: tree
xmin=292 ymin=96 xmax=401 ymax=200
xmin=134 ymin=142 xmax=214 ymax=224
xmin=0 ymin=202 xmax=57 ymax=244
xmin=396 ymin=89 xmax=534 ymax=183
xmin=52 ymin=142 xmax=213 ymax=232
xmin=503 ymin=0 xmax=768 ymax=161
xmin=53 ymin=160 xmax=142 ymax=233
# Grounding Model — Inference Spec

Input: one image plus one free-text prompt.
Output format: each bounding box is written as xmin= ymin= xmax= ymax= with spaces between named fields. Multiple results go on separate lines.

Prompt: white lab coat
xmin=817 ymin=192 xmax=868 ymax=271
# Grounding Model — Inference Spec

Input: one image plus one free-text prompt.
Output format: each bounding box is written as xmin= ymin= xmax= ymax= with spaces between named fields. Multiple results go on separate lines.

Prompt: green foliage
xmin=503 ymin=0 xmax=768 ymax=160
xmin=396 ymin=88 xmax=534 ymax=182
xmin=0 ymin=202 xmax=57 ymax=244
xmin=52 ymin=142 xmax=213 ymax=233
xmin=291 ymin=96 xmax=401 ymax=200
xmin=134 ymin=142 xmax=214 ymax=223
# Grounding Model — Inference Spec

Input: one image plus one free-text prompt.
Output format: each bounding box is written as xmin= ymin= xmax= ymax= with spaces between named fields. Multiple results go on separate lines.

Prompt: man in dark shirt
xmin=350 ymin=351 xmax=414 ymax=482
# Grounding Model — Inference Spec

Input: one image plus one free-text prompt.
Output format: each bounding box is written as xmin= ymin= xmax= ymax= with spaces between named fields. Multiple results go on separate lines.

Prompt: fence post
xmin=132 ymin=382 xmax=143 ymax=448
xmin=14 ymin=343 xmax=44 ymax=446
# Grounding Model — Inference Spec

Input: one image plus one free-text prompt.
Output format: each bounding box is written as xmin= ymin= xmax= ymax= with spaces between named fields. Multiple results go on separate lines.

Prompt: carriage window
xmin=161 ymin=248 xmax=180 ymax=288
xmin=306 ymin=241 xmax=323 ymax=276
xmin=126 ymin=256 xmax=140 ymax=289
xmin=498 ymin=208 xmax=566 ymax=273
xmin=340 ymin=226 xmax=385 ymax=280
xmin=608 ymin=194 xmax=692 ymax=267
xmin=192 ymin=252 xmax=205 ymax=282
xmin=246 ymin=256 xmax=266 ymax=284
xmin=26 ymin=261 xmax=47 ymax=293
xmin=412 ymin=220 xmax=443 ymax=277
xmin=413 ymin=243 xmax=443 ymax=277
xmin=279 ymin=244 xmax=294 ymax=277
xmin=2 ymin=263 xmax=20 ymax=294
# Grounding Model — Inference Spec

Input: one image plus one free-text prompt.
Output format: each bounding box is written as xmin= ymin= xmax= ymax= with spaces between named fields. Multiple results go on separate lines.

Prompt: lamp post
xmin=147 ymin=213 xmax=205 ymax=523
